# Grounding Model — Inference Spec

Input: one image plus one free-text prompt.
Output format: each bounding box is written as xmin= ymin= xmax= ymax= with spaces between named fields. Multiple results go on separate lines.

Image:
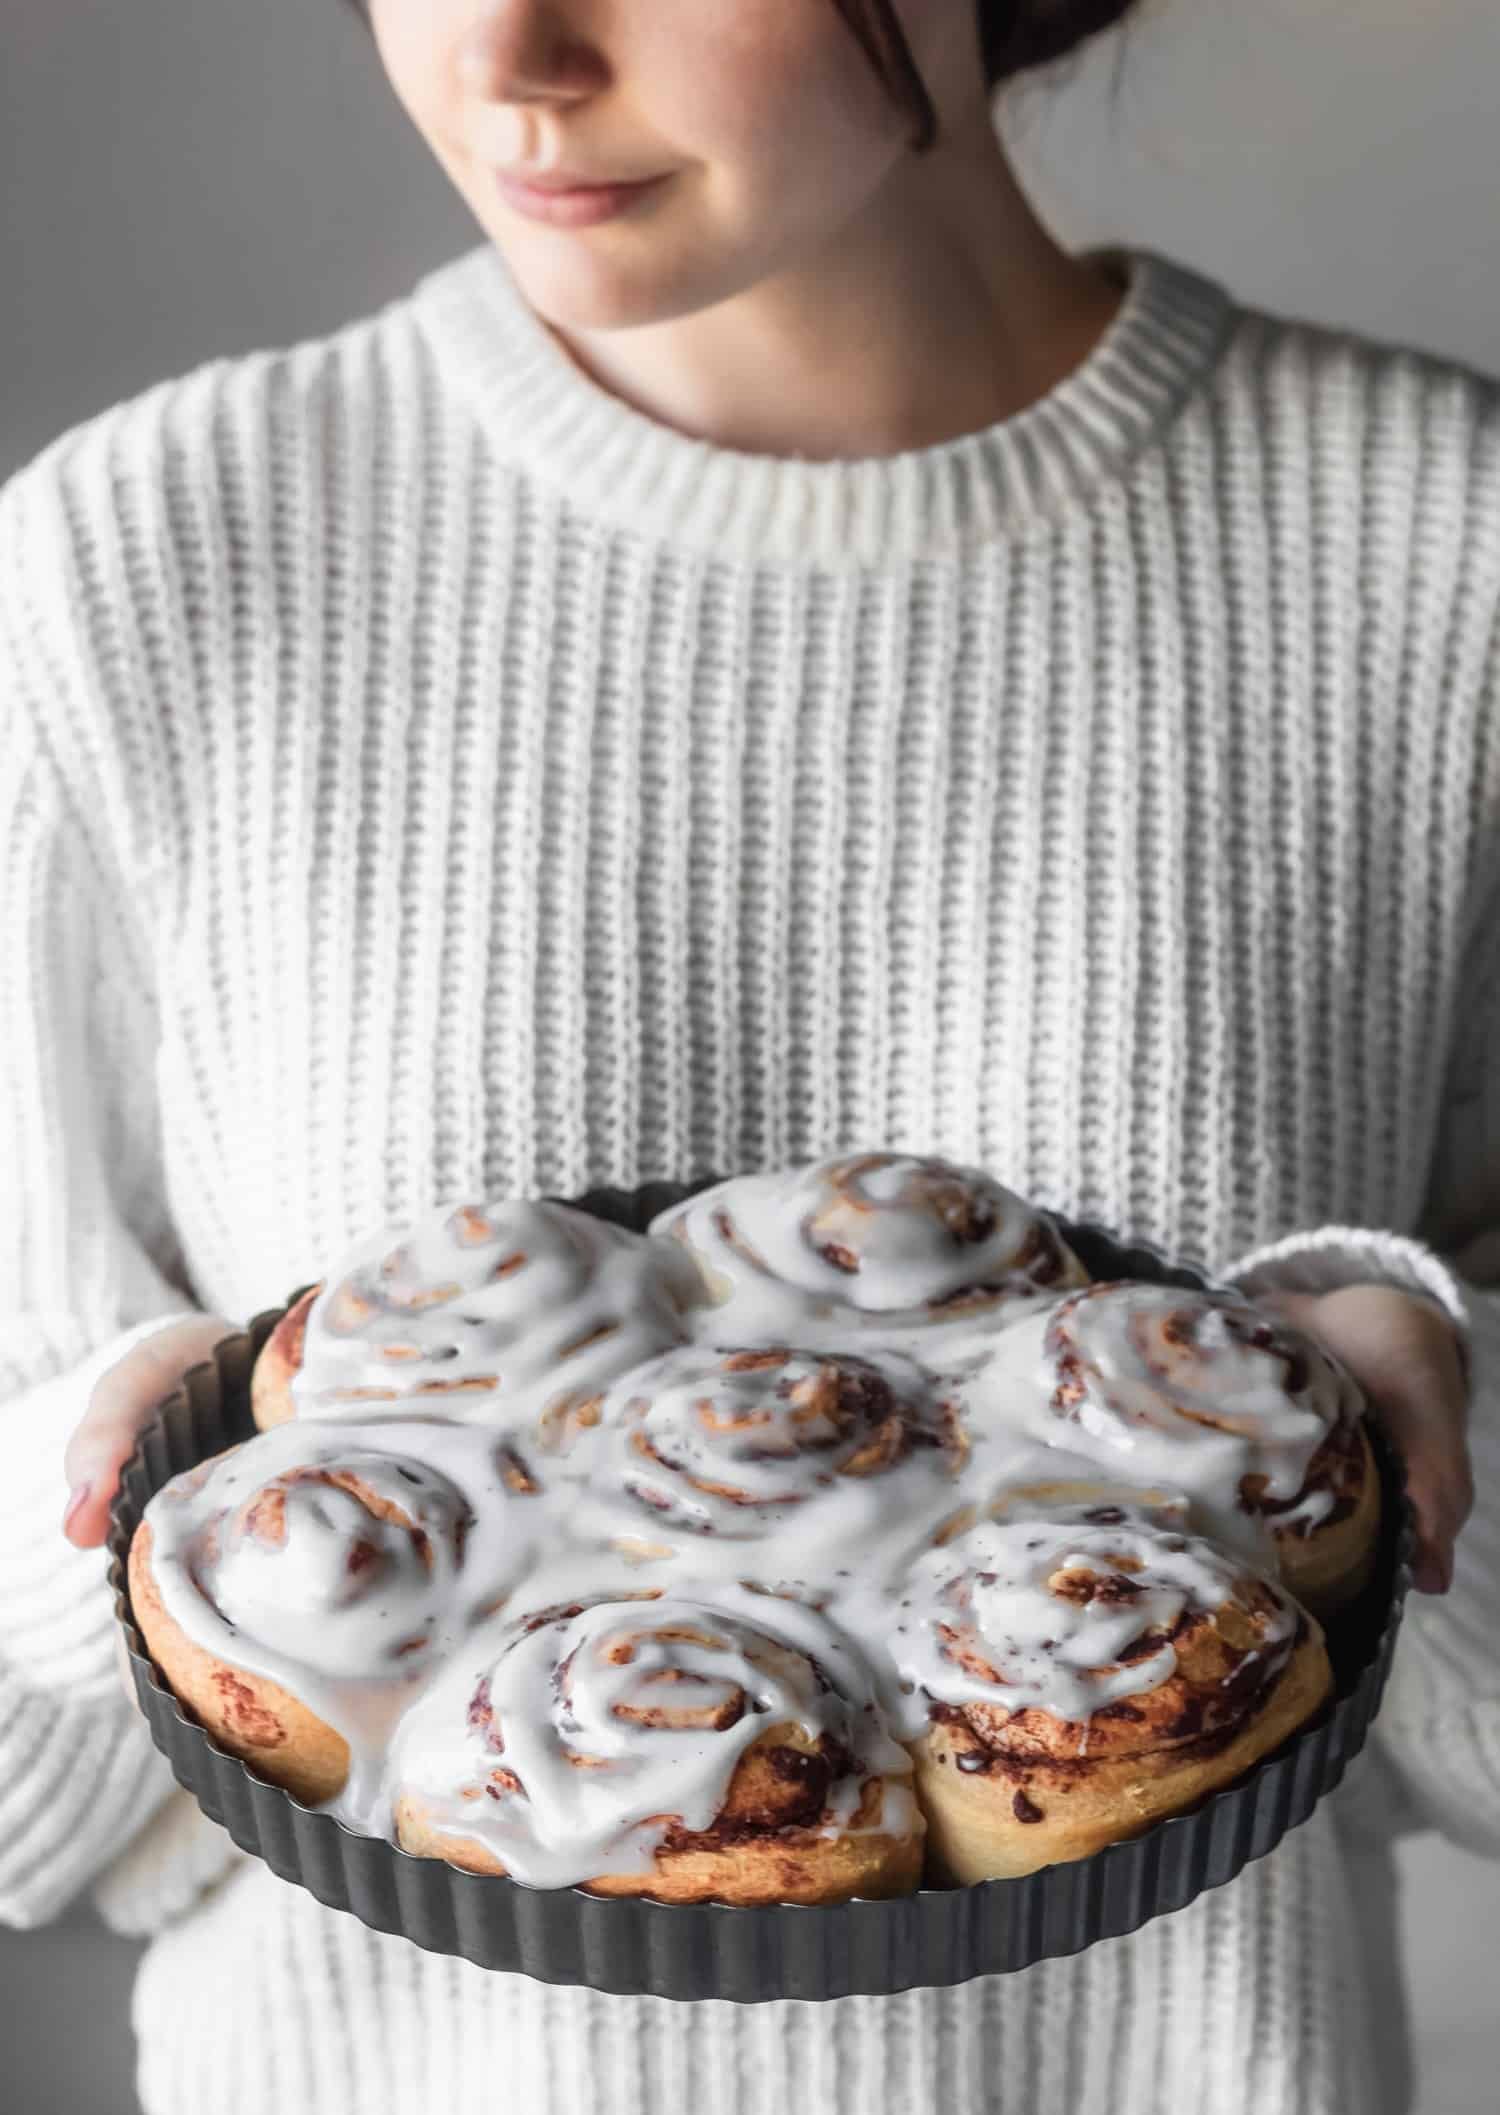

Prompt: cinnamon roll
xmin=129 ymin=1160 xmax=1396 ymax=1908
xmin=651 ymin=1150 xmax=1088 ymax=1352
xmin=562 ymin=1342 xmax=969 ymax=1573
xmin=129 ymin=1420 xmax=545 ymax=1809
xmin=391 ymin=1582 xmax=923 ymax=1902
xmin=854 ymin=1502 xmax=1331 ymax=1881
xmin=252 ymin=1198 xmax=693 ymax=1434
xmin=954 ymin=1282 xmax=1381 ymax=1619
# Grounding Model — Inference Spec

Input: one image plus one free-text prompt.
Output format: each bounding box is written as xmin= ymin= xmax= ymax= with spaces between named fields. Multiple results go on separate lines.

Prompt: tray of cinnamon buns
xmin=108 ymin=1152 xmax=1411 ymax=1999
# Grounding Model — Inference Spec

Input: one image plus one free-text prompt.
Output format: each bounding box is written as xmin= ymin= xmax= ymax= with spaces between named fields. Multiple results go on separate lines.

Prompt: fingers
xmin=1370 ymin=1384 xmax=1475 ymax=1594
xmin=1307 ymin=1286 xmax=1472 ymax=1594
xmin=62 ymin=1316 xmax=237 ymax=1551
xmin=1246 ymin=1282 xmax=1473 ymax=1596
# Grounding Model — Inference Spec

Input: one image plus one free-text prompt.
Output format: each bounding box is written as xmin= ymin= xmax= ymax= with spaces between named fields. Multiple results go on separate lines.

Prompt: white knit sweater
xmin=3 ymin=241 xmax=1500 ymax=2115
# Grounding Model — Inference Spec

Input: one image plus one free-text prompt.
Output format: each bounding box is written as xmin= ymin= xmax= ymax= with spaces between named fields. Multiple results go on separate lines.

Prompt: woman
xmin=1 ymin=2 xmax=1495 ymax=2110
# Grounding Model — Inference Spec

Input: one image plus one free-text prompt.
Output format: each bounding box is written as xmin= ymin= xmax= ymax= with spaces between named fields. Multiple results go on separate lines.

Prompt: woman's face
xmin=368 ymin=0 xmax=987 ymax=333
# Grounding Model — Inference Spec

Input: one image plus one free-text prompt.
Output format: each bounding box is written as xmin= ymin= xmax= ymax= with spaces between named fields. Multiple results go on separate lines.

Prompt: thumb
xmin=63 ymin=1315 xmax=238 ymax=1550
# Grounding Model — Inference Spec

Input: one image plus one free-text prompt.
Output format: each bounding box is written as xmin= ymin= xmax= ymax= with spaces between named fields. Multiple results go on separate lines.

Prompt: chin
xmin=497 ymin=246 xmax=711 ymax=337
xmin=478 ymin=198 xmax=758 ymax=338
xmin=516 ymin=265 xmax=671 ymax=334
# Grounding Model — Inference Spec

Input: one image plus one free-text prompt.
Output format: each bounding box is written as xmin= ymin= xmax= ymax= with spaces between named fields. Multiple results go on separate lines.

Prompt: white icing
xmin=842 ymin=1506 xmax=1300 ymax=1743
xmin=389 ymin=1579 xmax=917 ymax=1887
xmin=138 ymin=1163 xmax=1364 ymax=1889
xmin=561 ymin=1342 xmax=969 ymax=1577
xmin=146 ymin=1417 xmax=549 ymax=1817
xmin=646 ymin=1150 xmax=1087 ymax=1350
xmin=204 ymin=1452 xmax=468 ymax=1678
xmin=945 ymin=1282 xmax=1362 ymax=1554
xmin=290 ymin=1199 xmax=693 ymax=1429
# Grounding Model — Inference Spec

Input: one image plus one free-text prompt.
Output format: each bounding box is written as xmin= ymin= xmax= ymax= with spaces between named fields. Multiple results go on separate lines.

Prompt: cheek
xmin=655 ymin=4 xmax=905 ymax=220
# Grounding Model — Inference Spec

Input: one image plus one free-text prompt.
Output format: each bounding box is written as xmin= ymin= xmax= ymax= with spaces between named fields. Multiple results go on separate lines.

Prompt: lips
xmin=494 ymin=170 xmax=669 ymax=228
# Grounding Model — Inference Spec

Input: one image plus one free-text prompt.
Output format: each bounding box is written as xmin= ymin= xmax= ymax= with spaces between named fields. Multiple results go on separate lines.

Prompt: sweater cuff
xmin=0 ymin=1309 xmax=201 ymax=1704
xmin=1218 ymin=1224 xmax=1472 ymax=1389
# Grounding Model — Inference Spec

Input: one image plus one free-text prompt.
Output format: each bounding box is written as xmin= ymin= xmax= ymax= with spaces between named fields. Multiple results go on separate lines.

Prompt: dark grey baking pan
xmin=108 ymin=1178 xmax=1412 ymax=2001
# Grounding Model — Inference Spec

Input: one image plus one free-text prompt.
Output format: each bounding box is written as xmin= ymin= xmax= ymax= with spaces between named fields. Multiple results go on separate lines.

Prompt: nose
xmin=455 ymin=2 xmax=607 ymax=105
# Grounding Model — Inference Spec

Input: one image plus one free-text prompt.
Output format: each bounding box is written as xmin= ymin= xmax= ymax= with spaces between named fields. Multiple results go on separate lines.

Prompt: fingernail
xmin=62 ymin=1482 xmax=92 ymax=1534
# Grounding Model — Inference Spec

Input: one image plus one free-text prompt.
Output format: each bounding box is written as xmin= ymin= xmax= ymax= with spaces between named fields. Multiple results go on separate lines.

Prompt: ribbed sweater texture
xmin=2 ymin=243 xmax=1500 ymax=2114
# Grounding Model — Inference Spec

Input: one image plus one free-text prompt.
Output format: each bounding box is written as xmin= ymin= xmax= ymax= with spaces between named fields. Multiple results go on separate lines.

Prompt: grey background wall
xmin=3 ymin=1 xmax=1499 ymax=2110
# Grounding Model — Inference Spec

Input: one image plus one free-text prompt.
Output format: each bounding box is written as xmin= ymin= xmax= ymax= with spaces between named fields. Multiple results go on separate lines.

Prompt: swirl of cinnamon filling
xmin=144 ymin=1419 xmax=549 ymax=1685
xmin=866 ymin=1505 xmax=1304 ymax=1760
xmin=650 ymin=1150 xmax=1088 ymax=1351
xmin=952 ymin=1281 xmax=1367 ymax=1547
xmin=568 ymin=1343 xmax=968 ymax=1546
xmin=389 ymin=1581 xmax=919 ymax=1893
xmin=184 ymin=1452 xmax=471 ymax=1678
xmin=285 ymin=1198 xmax=692 ymax=1428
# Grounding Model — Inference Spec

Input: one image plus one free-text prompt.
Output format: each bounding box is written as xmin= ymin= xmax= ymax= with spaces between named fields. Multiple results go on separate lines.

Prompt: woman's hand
xmin=62 ymin=1314 xmax=238 ymax=1549
xmin=1256 ymin=1284 xmax=1473 ymax=1596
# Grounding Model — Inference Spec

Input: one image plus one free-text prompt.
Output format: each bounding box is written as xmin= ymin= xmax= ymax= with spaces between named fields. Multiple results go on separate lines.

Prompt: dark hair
xmin=341 ymin=1 xmax=1139 ymax=154
xmin=834 ymin=2 xmax=1139 ymax=150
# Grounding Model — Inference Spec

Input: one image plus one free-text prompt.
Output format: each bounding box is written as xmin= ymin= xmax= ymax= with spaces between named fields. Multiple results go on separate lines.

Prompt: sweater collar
xmin=412 ymin=239 xmax=1234 ymax=570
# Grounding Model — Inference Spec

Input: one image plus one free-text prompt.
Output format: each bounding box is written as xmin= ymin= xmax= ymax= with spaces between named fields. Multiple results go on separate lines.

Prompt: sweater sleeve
xmin=1216 ymin=890 xmax=1500 ymax=1859
xmin=0 ymin=473 xmax=207 ymax=1924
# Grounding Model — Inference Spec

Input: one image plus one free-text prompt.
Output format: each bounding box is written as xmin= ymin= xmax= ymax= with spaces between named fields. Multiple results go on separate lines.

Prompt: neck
xmin=540 ymin=127 xmax=1123 ymax=463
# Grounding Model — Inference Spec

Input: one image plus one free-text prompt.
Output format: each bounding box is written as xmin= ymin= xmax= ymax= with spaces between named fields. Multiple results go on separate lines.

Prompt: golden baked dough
xmin=130 ymin=1518 xmax=352 ymax=1805
xmin=250 ymin=1283 xmax=319 ymax=1430
xmin=395 ymin=1723 xmax=922 ymax=1905
xmin=887 ymin=1513 xmax=1335 ymax=1882
xmin=915 ymin=1619 xmax=1331 ymax=1883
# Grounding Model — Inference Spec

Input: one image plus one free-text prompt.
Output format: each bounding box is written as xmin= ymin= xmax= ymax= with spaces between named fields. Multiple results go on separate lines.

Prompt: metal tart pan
xmin=108 ymin=1179 xmax=1412 ymax=2000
